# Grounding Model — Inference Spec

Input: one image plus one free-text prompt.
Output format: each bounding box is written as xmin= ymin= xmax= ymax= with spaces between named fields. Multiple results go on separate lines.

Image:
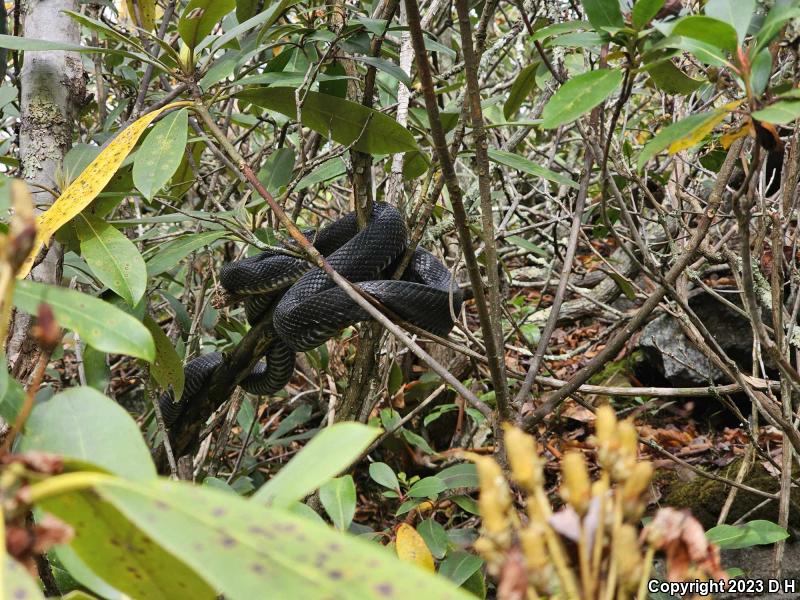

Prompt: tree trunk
xmin=7 ymin=0 xmax=84 ymax=378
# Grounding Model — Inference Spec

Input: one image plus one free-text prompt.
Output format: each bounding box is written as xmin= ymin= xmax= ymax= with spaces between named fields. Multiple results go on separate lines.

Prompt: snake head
xmin=211 ymin=285 xmax=238 ymax=309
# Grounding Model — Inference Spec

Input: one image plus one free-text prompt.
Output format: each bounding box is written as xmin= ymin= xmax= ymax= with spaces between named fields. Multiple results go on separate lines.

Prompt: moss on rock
xmin=661 ymin=457 xmax=800 ymax=531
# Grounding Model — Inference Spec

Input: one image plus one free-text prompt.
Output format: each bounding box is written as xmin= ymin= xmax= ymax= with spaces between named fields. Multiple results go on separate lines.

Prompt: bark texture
xmin=7 ymin=0 xmax=84 ymax=377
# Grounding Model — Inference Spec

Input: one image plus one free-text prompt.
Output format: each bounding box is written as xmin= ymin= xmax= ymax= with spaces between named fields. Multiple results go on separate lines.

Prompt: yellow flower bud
xmin=520 ymin=525 xmax=555 ymax=594
xmin=472 ymin=455 xmax=512 ymax=546
xmin=616 ymin=524 xmax=643 ymax=590
xmin=519 ymin=525 xmax=549 ymax=569
xmin=595 ymin=405 xmax=617 ymax=446
xmin=595 ymin=405 xmax=618 ymax=472
xmin=591 ymin=474 xmax=609 ymax=498
xmin=618 ymin=420 xmax=639 ymax=458
xmin=622 ymin=462 xmax=654 ymax=521
xmin=503 ymin=424 xmax=543 ymax=492
xmin=612 ymin=420 xmax=639 ymax=481
xmin=623 ymin=462 xmax=653 ymax=500
xmin=560 ymin=451 xmax=591 ymax=516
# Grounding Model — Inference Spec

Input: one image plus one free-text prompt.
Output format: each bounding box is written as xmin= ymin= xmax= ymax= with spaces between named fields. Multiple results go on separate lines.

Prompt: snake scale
xmin=159 ymin=203 xmax=463 ymax=427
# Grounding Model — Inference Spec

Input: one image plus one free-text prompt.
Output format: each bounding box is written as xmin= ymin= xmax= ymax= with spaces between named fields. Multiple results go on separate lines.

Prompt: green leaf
xmin=51 ymin=544 xmax=126 ymax=600
xmin=253 ymin=423 xmax=380 ymax=507
xmin=488 ymin=149 xmax=578 ymax=188
xmin=4 ymin=557 xmax=45 ymax=600
xmin=64 ymin=144 xmax=102 ymax=180
xmin=351 ymin=56 xmax=412 ymax=88
xmin=18 ymin=386 xmax=156 ymax=480
xmin=64 ymin=10 xmax=145 ymax=50
xmin=388 ymin=361 xmax=403 ymax=395
xmin=236 ymin=0 xmax=258 ymax=22
xmin=403 ymin=150 xmax=430 ymax=180
xmin=503 ymin=62 xmax=538 ymax=120
xmin=704 ymin=0 xmax=753 ymax=45
xmin=530 ymin=21 xmax=592 ymax=43
xmin=705 ymin=520 xmax=788 ymax=550
xmin=637 ymin=111 xmax=719 ymax=169
xmin=541 ymin=69 xmax=623 ymax=129
xmin=658 ymin=36 xmax=729 ymax=67
xmin=0 ymin=86 xmax=15 ymax=111
xmin=212 ymin=0 xmax=299 ymax=53
xmin=439 ymin=551 xmax=483 ymax=587
xmin=671 ymin=16 xmax=738 ymax=53
xmin=401 ymin=428 xmax=435 ymax=454
xmin=13 ymin=280 xmax=155 ymax=362
xmin=644 ymin=59 xmax=703 ymax=95
xmin=41 ymin=476 xmax=473 ymax=600
xmin=0 ymin=34 xmax=107 ymax=53
xmin=396 ymin=498 xmax=424 ymax=516
xmin=609 ymin=272 xmax=636 ymax=300
xmin=548 ymin=31 xmax=606 ymax=48
xmin=417 ymin=518 xmax=448 ymax=559
xmin=750 ymin=48 xmax=772 ymax=96
xmin=407 ymin=476 xmax=446 ymax=499
xmin=257 ymin=147 xmax=295 ymax=197
xmin=42 ymin=479 xmax=217 ymax=599
xmin=451 ymin=495 xmax=479 ymax=515
xmin=369 ymin=462 xmax=400 ymax=491
xmin=756 ymin=5 xmax=800 ymax=52
xmin=505 ymin=234 xmax=548 ymax=256
xmin=238 ymin=87 xmax=418 ymax=155
xmin=296 ymin=157 xmax=346 ymax=190
xmin=0 ymin=34 xmax=164 ymax=69
xmin=319 ymin=475 xmax=356 ymax=532
xmin=461 ymin=567 xmax=486 ymax=599
xmin=581 ymin=0 xmax=624 ymax=31
xmin=145 ymin=231 xmax=226 ymax=277
xmin=0 ymin=367 xmax=24 ymax=424
xmin=632 ymin=0 xmax=664 ymax=29
xmin=178 ymin=0 xmax=236 ymax=49
xmin=423 ymin=36 xmax=456 ymax=59
xmin=752 ymin=101 xmax=800 ymax=125
xmin=438 ymin=463 xmax=478 ymax=490
xmin=133 ymin=108 xmax=188 ymax=201
xmin=0 ymin=350 xmax=9 ymax=409
xmin=75 ymin=213 xmax=147 ymax=306
xmin=83 ymin=345 xmax=111 ymax=392
xmin=144 ymin=315 xmax=185 ymax=402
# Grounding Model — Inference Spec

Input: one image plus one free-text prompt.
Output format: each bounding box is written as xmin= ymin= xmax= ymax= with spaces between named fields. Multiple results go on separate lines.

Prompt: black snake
xmin=159 ymin=203 xmax=463 ymax=427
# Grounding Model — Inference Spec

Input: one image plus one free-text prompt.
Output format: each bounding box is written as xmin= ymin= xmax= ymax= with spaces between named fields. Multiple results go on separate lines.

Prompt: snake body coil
xmin=159 ymin=203 xmax=462 ymax=427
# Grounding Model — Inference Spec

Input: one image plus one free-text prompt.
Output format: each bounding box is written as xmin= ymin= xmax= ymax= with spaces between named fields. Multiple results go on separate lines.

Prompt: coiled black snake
xmin=158 ymin=203 xmax=463 ymax=427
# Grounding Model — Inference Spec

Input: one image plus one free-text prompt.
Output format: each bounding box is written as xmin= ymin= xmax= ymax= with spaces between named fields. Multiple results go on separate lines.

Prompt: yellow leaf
xmin=395 ymin=523 xmax=435 ymax=572
xmin=18 ymin=101 xmax=193 ymax=279
xmin=668 ymin=100 xmax=743 ymax=155
xmin=126 ymin=0 xmax=156 ymax=31
xmin=720 ymin=121 xmax=754 ymax=149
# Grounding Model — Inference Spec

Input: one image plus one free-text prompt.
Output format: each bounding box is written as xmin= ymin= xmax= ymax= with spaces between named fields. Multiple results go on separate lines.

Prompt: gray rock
xmin=638 ymin=293 xmax=757 ymax=386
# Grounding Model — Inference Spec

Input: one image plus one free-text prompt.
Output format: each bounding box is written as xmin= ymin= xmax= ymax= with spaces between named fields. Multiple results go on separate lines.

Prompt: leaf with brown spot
xmin=125 ymin=0 xmax=156 ymax=30
xmin=75 ymin=213 xmax=147 ymax=306
xmin=3 ymin=556 xmax=45 ymax=600
xmin=37 ymin=474 xmax=472 ymax=600
xmin=16 ymin=101 xmax=192 ymax=279
xmin=178 ymin=0 xmax=235 ymax=49
xmin=144 ymin=315 xmax=185 ymax=402
xmin=39 ymin=482 xmax=215 ymax=600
